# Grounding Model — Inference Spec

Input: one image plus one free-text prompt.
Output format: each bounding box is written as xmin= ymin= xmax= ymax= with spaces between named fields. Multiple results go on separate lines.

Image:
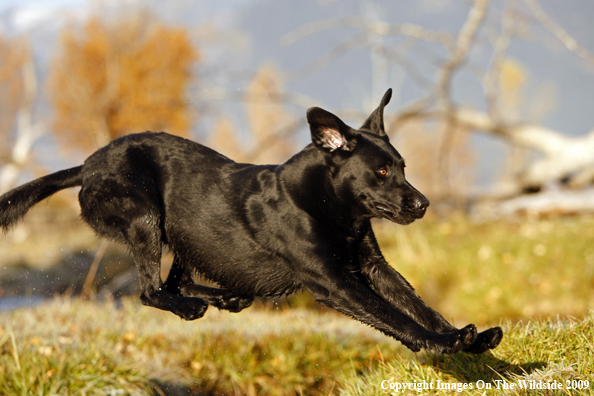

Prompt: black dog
xmin=0 ymin=89 xmax=502 ymax=354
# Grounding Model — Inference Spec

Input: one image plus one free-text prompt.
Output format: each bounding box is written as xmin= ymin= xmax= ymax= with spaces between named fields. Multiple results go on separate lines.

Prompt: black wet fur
xmin=0 ymin=89 xmax=502 ymax=354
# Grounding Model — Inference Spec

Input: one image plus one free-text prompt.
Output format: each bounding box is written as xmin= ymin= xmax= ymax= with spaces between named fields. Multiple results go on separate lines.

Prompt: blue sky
xmin=0 ymin=0 xmax=82 ymax=10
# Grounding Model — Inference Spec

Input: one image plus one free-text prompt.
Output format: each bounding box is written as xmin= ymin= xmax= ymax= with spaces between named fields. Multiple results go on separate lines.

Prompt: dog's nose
xmin=414 ymin=195 xmax=430 ymax=215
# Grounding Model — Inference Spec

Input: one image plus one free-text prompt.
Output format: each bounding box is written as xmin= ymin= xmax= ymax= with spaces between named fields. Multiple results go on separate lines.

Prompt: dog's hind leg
xmin=164 ymin=255 xmax=253 ymax=313
xmin=127 ymin=217 xmax=208 ymax=320
xmin=80 ymin=187 xmax=208 ymax=320
xmin=163 ymin=254 xmax=185 ymax=295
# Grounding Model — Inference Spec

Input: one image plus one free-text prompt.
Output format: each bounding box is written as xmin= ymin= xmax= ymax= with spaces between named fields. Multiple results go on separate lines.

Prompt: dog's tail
xmin=0 ymin=166 xmax=83 ymax=231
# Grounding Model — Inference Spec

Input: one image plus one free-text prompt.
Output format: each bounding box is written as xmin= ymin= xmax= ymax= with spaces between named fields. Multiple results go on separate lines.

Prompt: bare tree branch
xmin=483 ymin=0 xmax=516 ymax=119
xmin=283 ymin=32 xmax=369 ymax=80
xmin=446 ymin=107 xmax=594 ymax=188
xmin=0 ymin=55 xmax=45 ymax=194
xmin=279 ymin=0 xmax=594 ymax=204
xmin=373 ymin=40 xmax=435 ymax=91
xmin=436 ymin=0 xmax=489 ymax=198
xmin=243 ymin=119 xmax=307 ymax=162
xmin=386 ymin=96 xmax=436 ymax=135
xmin=437 ymin=0 xmax=489 ymax=105
xmin=523 ymin=0 xmax=594 ymax=65
xmin=281 ymin=17 xmax=454 ymax=49
xmin=81 ymin=239 xmax=109 ymax=299
xmin=194 ymin=87 xmax=323 ymax=109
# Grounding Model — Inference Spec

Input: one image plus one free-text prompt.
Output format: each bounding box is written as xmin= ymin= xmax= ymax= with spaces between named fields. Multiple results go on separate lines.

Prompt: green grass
xmin=1 ymin=299 xmax=593 ymax=395
xmin=2 ymin=215 xmax=594 ymax=395
xmin=374 ymin=215 xmax=594 ymax=326
xmin=340 ymin=313 xmax=594 ymax=395
xmin=0 ymin=298 xmax=406 ymax=396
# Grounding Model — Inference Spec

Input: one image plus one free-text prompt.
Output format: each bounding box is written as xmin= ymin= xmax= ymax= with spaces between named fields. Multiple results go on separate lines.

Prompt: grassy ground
xmin=1 ymin=298 xmax=405 ymax=396
xmin=375 ymin=215 xmax=594 ymax=326
xmin=1 ymin=215 xmax=594 ymax=395
xmin=341 ymin=313 xmax=594 ymax=396
xmin=1 ymin=299 xmax=593 ymax=395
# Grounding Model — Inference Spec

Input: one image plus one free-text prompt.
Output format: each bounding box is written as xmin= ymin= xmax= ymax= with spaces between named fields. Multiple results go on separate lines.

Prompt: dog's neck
xmin=279 ymin=145 xmax=371 ymax=239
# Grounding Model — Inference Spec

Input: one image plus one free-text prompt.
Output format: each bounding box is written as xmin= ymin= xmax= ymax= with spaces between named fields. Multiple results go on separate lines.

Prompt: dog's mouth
xmin=374 ymin=202 xmax=425 ymax=225
xmin=373 ymin=203 xmax=414 ymax=225
xmin=374 ymin=203 xmax=396 ymax=219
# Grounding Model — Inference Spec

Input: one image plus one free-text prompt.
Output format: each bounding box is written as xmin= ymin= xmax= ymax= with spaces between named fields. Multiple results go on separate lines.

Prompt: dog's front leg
xmin=303 ymin=270 xmax=477 ymax=354
xmin=358 ymin=227 xmax=503 ymax=353
xmin=358 ymin=227 xmax=458 ymax=333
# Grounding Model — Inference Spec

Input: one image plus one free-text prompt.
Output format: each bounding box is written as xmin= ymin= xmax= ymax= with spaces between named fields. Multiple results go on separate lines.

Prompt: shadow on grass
xmin=151 ymin=381 xmax=207 ymax=396
xmin=426 ymin=352 xmax=545 ymax=385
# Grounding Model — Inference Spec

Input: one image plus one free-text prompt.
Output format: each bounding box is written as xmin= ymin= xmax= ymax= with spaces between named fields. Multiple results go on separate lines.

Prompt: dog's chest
xmin=207 ymin=253 xmax=301 ymax=297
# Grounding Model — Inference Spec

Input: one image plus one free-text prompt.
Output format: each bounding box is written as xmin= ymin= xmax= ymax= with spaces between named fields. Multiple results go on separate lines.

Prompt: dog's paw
xmin=221 ymin=295 xmax=254 ymax=312
xmin=463 ymin=326 xmax=503 ymax=354
xmin=460 ymin=324 xmax=478 ymax=345
xmin=405 ymin=324 xmax=477 ymax=354
xmin=174 ymin=299 xmax=208 ymax=321
xmin=442 ymin=324 xmax=477 ymax=354
xmin=210 ymin=294 xmax=254 ymax=312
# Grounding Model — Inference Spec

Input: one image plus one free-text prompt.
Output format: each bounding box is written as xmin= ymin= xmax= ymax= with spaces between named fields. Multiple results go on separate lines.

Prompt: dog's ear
xmin=307 ymin=107 xmax=357 ymax=153
xmin=360 ymin=88 xmax=392 ymax=136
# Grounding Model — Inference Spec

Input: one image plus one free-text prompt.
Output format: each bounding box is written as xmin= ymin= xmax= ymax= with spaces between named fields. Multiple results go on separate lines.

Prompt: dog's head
xmin=307 ymin=89 xmax=429 ymax=225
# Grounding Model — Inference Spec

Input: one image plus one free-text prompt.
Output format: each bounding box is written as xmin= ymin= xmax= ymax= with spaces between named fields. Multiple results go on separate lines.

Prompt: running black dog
xmin=0 ymin=89 xmax=502 ymax=353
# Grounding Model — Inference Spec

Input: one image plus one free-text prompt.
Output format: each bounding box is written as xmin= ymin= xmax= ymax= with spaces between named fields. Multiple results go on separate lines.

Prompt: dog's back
xmin=79 ymin=131 xmax=305 ymax=296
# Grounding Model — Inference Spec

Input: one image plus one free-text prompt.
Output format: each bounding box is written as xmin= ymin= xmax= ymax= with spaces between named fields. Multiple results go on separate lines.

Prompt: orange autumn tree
xmin=48 ymin=14 xmax=198 ymax=153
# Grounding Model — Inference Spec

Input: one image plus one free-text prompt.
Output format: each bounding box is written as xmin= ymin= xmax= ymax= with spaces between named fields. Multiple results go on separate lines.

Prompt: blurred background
xmin=1 ymin=0 xmax=593 ymax=325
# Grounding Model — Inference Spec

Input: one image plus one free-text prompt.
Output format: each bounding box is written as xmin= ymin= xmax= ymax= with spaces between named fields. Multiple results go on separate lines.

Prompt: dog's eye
xmin=377 ymin=168 xmax=388 ymax=177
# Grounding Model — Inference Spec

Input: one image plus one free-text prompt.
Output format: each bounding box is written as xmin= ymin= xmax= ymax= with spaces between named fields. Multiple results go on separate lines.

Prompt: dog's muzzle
xmin=374 ymin=194 xmax=429 ymax=225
